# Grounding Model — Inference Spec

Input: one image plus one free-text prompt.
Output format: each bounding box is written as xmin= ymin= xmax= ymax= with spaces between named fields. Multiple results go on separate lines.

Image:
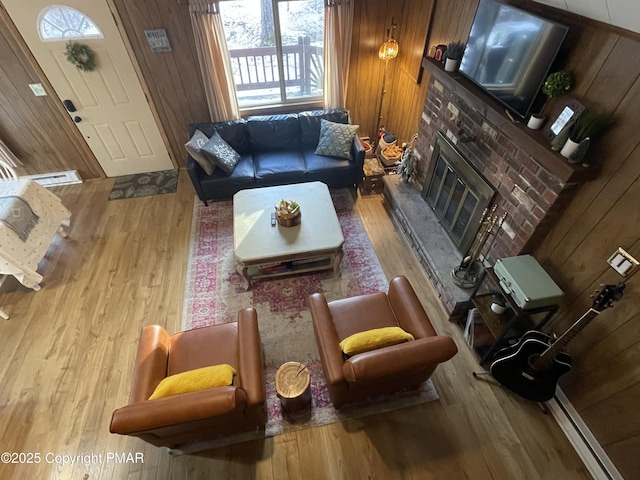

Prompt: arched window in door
xmin=37 ymin=6 xmax=103 ymax=41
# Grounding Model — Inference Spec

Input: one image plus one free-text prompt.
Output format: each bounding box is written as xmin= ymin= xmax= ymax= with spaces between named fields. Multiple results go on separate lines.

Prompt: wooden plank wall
xmin=415 ymin=0 xmax=640 ymax=476
xmin=110 ymin=0 xmax=209 ymax=168
xmin=0 ymin=4 xmax=102 ymax=180
xmin=346 ymin=0 xmax=434 ymax=145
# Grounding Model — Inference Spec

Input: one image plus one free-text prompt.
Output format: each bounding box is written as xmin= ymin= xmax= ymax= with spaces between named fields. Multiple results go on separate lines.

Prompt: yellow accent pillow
xmin=339 ymin=327 xmax=415 ymax=356
xmin=148 ymin=364 xmax=237 ymax=400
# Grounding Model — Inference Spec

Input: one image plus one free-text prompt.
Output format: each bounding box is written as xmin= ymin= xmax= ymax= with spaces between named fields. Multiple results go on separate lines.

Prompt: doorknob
xmin=73 ymin=116 xmax=82 ymax=123
xmin=63 ymin=99 xmax=77 ymax=112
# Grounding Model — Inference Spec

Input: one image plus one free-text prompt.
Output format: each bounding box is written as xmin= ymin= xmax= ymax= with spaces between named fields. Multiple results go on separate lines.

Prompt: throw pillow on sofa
xmin=201 ymin=131 xmax=241 ymax=175
xmin=185 ymin=129 xmax=216 ymax=175
xmin=315 ymin=119 xmax=359 ymax=160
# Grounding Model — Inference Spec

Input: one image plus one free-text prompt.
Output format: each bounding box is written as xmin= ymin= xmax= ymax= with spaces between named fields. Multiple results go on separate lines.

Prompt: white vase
xmin=527 ymin=114 xmax=545 ymax=130
xmin=560 ymin=138 xmax=580 ymax=158
xmin=444 ymin=58 xmax=460 ymax=72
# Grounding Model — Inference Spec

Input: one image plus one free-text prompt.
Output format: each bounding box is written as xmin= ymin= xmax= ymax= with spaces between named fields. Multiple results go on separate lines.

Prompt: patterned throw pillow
xmin=314 ymin=119 xmax=359 ymax=159
xmin=185 ymin=129 xmax=216 ymax=175
xmin=201 ymin=131 xmax=241 ymax=175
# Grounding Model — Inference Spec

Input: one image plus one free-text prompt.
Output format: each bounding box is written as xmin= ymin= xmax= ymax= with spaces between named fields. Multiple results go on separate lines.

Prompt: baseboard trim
xmin=548 ymin=388 xmax=622 ymax=480
xmin=20 ymin=170 xmax=83 ymax=187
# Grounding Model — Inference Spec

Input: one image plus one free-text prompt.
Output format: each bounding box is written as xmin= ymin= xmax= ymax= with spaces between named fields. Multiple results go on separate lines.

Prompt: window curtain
xmin=189 ymin=0 xmax=239 ymax=121
xmin=323 ymin=0 xmax=353 ymax=109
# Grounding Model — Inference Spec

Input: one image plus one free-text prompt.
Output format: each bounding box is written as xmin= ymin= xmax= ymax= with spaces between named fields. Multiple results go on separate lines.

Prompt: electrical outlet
xmin=608 ymin=247 xmax=639 ymax=277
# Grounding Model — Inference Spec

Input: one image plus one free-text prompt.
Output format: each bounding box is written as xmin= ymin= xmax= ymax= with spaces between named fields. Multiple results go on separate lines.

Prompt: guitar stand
xmin=471 ymin=370 xmax=501 ymax=385
xmin=471 ymin=371 xmax=550 ymax=414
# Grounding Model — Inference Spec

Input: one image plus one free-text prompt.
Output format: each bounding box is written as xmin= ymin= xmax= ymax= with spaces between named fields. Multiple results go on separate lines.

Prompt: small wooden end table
xmin=275 ymin=361 xmax=311 ymax=414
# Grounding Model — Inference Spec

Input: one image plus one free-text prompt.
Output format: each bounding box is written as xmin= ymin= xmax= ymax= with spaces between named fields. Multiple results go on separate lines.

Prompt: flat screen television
xmin=459 ymin=0 xmax=569 ymax=119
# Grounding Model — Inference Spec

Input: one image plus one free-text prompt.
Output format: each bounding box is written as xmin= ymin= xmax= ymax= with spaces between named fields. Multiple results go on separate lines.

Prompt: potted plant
xmin=490 ymin=292 xmax=508 ymax=314
xmin=444 ymin=40 xmax=466 ymax=72
xmin=275 ymin=199 xmax=301 ymax=226
xmin=528 ymin=70 xmax=573 ymax=129
xmin=560 ymin=109 xmax=609 ymax=160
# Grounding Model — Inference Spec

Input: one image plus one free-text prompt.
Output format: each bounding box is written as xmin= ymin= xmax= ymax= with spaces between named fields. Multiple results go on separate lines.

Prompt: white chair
xmin=0 ymin=159 xmax=17 ymax=318
xmin=0 ymin=158 xmax=18 ymax=180
xmin=1 ymin=168 xmax=71 ymax=321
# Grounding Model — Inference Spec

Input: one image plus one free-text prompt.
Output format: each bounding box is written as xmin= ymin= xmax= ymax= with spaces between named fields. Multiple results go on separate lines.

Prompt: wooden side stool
xmin=275 ymin=362 xmax=311 ymax=414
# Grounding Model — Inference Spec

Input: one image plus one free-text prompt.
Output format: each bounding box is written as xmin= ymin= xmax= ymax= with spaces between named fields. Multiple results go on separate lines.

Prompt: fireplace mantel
xmin=421 ymin=57 xmax=595 ymax=184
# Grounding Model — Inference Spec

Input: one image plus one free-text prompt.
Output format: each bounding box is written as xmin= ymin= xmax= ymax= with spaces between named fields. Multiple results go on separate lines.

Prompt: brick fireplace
xmin=381 ymin=58 xmax=591 ymax=316
xmin=413 ymin=58 xmax=586 ymax=263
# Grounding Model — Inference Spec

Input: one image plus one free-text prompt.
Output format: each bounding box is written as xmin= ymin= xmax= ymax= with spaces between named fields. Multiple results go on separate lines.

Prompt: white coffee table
xmin=233 ymin=182 xmax=344 ymax=288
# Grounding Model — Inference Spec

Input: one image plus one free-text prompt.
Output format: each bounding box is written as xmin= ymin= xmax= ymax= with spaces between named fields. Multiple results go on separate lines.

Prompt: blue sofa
xmin=186 ymin=109 xmax=364 ymax=205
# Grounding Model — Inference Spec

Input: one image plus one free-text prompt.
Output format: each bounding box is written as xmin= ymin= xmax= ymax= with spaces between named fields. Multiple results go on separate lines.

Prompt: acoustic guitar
xmin=490 ymin=282 xmax=625 ymax=402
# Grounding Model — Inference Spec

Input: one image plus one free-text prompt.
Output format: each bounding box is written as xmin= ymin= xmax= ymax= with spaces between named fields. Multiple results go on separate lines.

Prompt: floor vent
xmin=20 ymin=170 xmax=83 ymax=187
xmin=549 ymin=388 xmax=622 ymax=480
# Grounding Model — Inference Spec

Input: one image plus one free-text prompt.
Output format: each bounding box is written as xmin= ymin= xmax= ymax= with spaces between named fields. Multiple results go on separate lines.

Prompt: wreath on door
xmin=64 ymin=41 xmax=97 ymax=72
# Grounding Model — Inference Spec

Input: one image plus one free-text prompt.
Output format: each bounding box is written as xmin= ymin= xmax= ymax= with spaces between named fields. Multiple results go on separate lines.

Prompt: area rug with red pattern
xmin=181 ymin=189 xmax=438 ymax=447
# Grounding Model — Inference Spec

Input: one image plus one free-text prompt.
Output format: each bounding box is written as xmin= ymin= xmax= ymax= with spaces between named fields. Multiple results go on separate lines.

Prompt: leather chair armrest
xmin=307 ymin=293 xmax=346 ymax=387
xmin=350 ymin=138 xmax=365 ymax=181
xmin=342 ymin=336 xmax=458 ymax=383
xmin=387 ymin=276 xmax=438 ymax=338
xmin=186 ymin=157 xmax=209 ymax=206
xmin=128 ymin=325 xmax=171 ymax=404
xmin=236 ymin=307 xmax=265 ymax=408
xmin=110 ymin=386 xmax=246 ymax=435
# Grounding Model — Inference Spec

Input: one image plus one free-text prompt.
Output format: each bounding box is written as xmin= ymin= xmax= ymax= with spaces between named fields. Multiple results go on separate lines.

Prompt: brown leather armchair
xmin=308 ymin=276 xmax=458 ymax=408
xmin=109 ymin=308 xmax=266 ymax=449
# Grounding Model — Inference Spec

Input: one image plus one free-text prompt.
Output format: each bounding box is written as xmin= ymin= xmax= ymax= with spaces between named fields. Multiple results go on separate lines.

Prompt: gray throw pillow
xmin=201 ymin=131 xmax=241 ymax=175
xmin=314 ymin=119 xmax=359 ymax=159
xmin=185 ymin=129 xmax=216 ymax=176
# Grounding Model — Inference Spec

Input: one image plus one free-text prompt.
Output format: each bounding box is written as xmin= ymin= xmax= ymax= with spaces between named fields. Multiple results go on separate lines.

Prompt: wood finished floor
xmin=0 ymin=173 xmax=591 ymax=479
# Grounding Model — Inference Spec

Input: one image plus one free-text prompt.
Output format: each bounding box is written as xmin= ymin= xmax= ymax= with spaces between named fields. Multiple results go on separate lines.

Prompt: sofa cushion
xmin=189 ymin=119 xmax=250 ymax=155
xmin=254 ymin=151 xmax=307 ymax=185
xmin=200 ymin=154 xmax=256 ymax=195
xmin=304 ymin=150 xmax=352 ymax=172
xmin=185 ymin=129 xmax=216 ymax=175
xmin=201 ymin=131 xmax=241 ymax=175
xmin=247 ymin=114 xmax=300 ymax=151
xmin=315 ymin=119 xmax=359 ymax=159
xmin=299 ymin=109 xmax=350 ymax=148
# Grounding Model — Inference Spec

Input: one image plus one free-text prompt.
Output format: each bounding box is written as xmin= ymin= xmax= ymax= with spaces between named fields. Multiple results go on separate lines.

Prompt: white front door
xmin=3 ymin=0 xmax=174 ymax=177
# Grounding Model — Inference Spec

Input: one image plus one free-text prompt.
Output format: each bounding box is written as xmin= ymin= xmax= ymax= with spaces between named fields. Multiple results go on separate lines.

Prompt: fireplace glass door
xmin=422 ymin=133 xmax=496 ymax=254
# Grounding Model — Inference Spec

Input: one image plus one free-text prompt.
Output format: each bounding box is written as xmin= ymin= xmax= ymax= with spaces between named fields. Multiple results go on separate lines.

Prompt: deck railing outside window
xmin=228 ymin=36 xmax=323 ymax=106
